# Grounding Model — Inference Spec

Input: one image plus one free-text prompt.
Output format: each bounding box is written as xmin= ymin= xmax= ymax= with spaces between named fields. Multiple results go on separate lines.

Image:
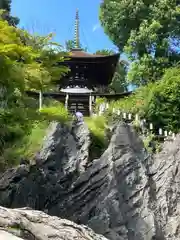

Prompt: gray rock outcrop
xmin=0 ymin=206 xmax=108 ymax=240
xmin=0 ymin=121 xmax=179 ymax=240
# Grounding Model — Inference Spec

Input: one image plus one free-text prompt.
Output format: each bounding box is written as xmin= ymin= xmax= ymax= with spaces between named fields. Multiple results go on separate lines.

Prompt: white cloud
xmin=92 ymin=23 xmax=100 ymax=32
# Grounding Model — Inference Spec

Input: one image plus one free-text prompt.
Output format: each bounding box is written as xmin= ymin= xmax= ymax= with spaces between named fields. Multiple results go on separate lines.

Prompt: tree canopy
xmin=0 ymin=0 xmax=19 ymax=25
xmin=100 ymin=0 xmax=180 ymax=86
xmin=95 ymin=49 xmax=115 ymax=56
xmin=95 ymin=49 xmax=128 ymax=93
xmin=65 ymin=39 xmax=87 ymax=52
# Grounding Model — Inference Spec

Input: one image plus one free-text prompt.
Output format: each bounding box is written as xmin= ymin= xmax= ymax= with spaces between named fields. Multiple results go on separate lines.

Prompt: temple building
xmin=28 ymin=9 xmax=131 ymax=115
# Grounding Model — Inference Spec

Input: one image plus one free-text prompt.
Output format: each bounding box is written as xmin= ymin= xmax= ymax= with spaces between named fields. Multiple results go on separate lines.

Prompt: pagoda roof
xmin=68 ymin=48 xmax=118 ymax=59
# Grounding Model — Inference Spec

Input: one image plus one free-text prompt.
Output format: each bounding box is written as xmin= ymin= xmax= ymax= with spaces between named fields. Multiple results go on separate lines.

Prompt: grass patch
xmin=141 ymin=133 xmax=162 ymax=154
xmin=40 ymin=101 xmax=72 ymax=123
xmin=1 ymin=120 xmax=49 ymax=167
xmin=85 ymin=115 xmax=108 ymax=159
xmin=0 ymin=101 xmax=72 ymax=168
xmin=0 ymin=101 xmax=73 ymax=170
xmin=19 ymin=120 xmax=49 ymax=160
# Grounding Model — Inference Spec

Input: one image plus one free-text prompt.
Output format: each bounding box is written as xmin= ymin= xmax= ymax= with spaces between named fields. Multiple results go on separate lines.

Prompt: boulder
xmin=0 ymin=206 xmax=108 ymax=240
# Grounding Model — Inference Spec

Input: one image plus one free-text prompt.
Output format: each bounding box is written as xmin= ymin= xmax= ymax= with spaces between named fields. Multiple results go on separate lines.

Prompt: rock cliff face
xmin=0 ymin=206 xmax=108 ymax=240
xmin=0 ymin=121 xmax=180 ymax=240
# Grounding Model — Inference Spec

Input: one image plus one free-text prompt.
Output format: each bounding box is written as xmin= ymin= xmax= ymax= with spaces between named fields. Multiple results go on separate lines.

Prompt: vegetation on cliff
xmin=98 ymin=65 xmax=180 ymax=133
xmin=0 ymin=15 xmax=69 ymax=169
xmin=85 ymin=116 xmax=108 ymax=159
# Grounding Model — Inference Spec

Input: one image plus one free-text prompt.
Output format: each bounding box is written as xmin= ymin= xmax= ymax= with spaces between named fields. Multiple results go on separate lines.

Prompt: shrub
xmin=94 ymin=97 xmax=107 ymax=113
xmin=0 ymin=120 xmax=49 ymax=168
xmin=85 ymin=115 xmax=106 ymax=138
xmin=141 ymin=133 xmax=161 ymax=154
xmin=40 ymin=101 xmax=72 ymax=123
xmin=104 ymin=82 xmax=155 ymax=117
xmin=85 ymin=115 xmax=108 ymax=159
xmin=0 ymin=99 xmax=72 ymax=170
xmin=100 ymin=66 xmax=180 ymax=133
xmin=0 ymin=16 xmax=69 ymax=169
xmin=145 ymin=66 xmax=180 ymax=132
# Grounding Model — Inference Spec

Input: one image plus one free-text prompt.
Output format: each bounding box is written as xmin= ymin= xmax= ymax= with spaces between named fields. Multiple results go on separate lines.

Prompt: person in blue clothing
xmin=74 ymin=111 xmax=84 ymax=125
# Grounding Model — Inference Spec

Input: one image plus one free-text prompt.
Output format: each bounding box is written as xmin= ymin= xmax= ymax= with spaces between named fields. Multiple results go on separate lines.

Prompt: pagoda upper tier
xmin=58 ymin=48 xmax=120 ymax=89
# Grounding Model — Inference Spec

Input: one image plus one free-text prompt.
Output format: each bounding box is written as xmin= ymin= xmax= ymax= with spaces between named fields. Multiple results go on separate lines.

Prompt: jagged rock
xmin=0 ymin=121 xmax=180 ymax=239
xmin=0 ymin=206 xmax=108 ymax=240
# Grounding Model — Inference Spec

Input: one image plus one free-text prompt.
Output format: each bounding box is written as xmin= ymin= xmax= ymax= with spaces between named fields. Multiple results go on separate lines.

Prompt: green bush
xmin=40 ymin=101 xmax=72 ymax=123
xmin=145 ymin=66 xmax=180 ymax=132
xmin=0 ymin=100 xmax=72 ymax=170
xmin=85 ymin=115 xmax=106 ymax=138
xmin=104 ymin=83 xmax=155 ymax=116
xmin=141 ymin=133 xmax=161 ymax=154
xmin=0 ymin=120 xmax=49 ymax=168
xmin=85 ymin=115 xmax=108 ymax=159
xmin=101 ymin=66 xmax=180 ymax=133
xmin=0 ymin=106 xmax=34 ymax=149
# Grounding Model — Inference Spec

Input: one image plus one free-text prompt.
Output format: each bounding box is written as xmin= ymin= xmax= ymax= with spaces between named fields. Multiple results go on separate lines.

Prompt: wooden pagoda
xmin=28 ymin=9 xmax=130 ymax=115
xmin=56 ymin=9 xmax=120 ymax=115
xmin=58 ymin=10 xmax=119 ymax=90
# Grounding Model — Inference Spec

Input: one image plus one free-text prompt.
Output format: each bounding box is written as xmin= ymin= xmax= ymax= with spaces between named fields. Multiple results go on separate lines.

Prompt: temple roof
xmin=67 ymin=48 xmax=120 ymax=62
xmin=69 ymin=48 xmax=104 ymax=58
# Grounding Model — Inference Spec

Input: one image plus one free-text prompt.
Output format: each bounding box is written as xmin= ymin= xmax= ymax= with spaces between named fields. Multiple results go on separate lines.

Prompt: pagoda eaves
xmin=69 ymin=49 xmax=110 ymax=58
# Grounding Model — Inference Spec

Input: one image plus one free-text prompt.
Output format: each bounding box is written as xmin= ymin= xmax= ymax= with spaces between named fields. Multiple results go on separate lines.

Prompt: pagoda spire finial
xmin=74 ymin=9 xmax=80 ymax=49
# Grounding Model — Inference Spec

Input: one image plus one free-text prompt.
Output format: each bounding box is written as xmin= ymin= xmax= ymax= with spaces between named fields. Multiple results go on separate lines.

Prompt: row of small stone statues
xmin=97 ymin=103 xmax=176 ymax=140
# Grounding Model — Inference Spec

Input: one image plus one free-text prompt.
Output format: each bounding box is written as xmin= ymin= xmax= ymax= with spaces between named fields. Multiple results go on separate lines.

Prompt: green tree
xmin=0 ymin=18 xmax=68 ymax=168
xmin=21 ymin=32 xmax=69 ymax=91
xmin=95 ymin=49 xmax=128 ymax=92
xmin=95 ymin=49 xmax=115 ymax=56
xmin=0 ymin=0 xmax=19 ymax=25
xmin=65 ymin=39 xmax=87 ymax=52
xmin=110 ymin=60 xmax=128 ymax=93
xmin=100 ymin=0 xmax=180 ymax=86
xmin=65 ymin=40 xmax=76 ymax=51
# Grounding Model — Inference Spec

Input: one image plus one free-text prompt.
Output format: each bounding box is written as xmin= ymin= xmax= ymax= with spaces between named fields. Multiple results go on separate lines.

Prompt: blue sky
xmin=11 ymin=0 xmax=117 ymax=53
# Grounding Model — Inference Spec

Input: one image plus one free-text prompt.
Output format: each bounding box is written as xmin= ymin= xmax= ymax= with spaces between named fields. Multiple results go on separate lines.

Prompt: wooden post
xmin=65 ymin=94 xmax=69 ymax=109
xmin=89 ymin=93 xmax=92 ymax=116
xmin=39 ymin=90 xmax=43 ymax=110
